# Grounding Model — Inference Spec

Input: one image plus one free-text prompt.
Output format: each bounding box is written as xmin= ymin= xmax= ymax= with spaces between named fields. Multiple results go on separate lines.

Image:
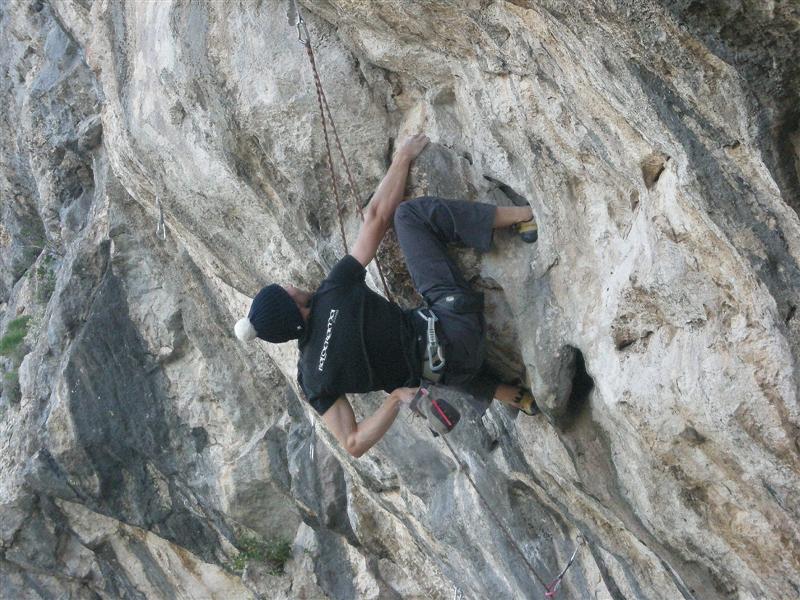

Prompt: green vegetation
xmin=2 ymin=369 xmax=19 ymax=403
xmin=0 ymin=316 xmax=31 ymax=403
xmin=35 ymin=254 xmax=56 ymax=303
xmin=19 ymin=223 xmax=45 ymax=242
xmin=0 ymin=316 xmax=31 ymax=358
xmin=14 ymin=224 xmax=46 ymax=281
xmin=229 ymin=535 xmax=292 ymax=576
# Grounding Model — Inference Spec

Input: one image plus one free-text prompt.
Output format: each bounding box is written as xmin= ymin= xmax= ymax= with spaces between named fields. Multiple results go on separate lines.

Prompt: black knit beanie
xmin=234 ymin=284 xmax=305 ymax=343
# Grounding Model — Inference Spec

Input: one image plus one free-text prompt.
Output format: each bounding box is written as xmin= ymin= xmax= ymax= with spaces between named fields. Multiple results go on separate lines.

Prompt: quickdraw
xmin=545 ymin=536 xmax=585 ymax=598
xmin=416 ymin=309 xmax=445 ymax=381
xmin=155 ymin=196 xmax=167 ymax=241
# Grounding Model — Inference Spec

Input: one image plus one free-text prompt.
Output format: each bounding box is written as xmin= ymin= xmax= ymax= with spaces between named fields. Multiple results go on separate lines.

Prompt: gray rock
xmin=1 ymin=0 xmax=799 ymax=598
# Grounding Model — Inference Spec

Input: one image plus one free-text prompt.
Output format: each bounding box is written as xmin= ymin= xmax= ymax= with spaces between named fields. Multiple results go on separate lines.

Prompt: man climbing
xmin=235 ymin=133 xmax=540 ymax=457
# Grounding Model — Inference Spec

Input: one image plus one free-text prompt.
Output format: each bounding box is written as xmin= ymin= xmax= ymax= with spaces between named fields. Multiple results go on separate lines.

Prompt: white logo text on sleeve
xmin=318 ymin=309 xmax=339 ymax=372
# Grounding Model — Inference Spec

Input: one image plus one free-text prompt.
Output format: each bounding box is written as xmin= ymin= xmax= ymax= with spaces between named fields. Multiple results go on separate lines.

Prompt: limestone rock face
xmin=1 ymin=1 xmax=799 ymax=598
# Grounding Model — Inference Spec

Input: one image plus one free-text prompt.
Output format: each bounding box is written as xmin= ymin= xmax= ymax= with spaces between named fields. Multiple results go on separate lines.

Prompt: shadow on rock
xmin=550 ymin=349 xmax=594 ymax=432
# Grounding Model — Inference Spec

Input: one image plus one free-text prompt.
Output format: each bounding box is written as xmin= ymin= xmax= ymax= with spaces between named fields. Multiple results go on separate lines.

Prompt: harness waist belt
xmin=428 ymin=290 xmax=484 ymax=314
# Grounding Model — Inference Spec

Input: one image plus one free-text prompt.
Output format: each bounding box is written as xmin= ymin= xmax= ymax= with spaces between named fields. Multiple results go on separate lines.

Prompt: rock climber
xmin=235 ymin=133 xmax=540 ymax=457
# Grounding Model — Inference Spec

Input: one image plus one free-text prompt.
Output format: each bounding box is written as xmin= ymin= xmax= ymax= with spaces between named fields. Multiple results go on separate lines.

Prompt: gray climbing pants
xmin=394 ymin=196 xmax=499 ymax=406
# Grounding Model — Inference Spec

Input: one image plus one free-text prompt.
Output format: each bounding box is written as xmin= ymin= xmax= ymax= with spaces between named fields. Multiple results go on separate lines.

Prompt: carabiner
xmin=287 ymin=0 xmax=310 ymax=46
xmin=429 ymin=342 xmax=445 ymax=372
xmin=297 ymin=16 xmax=310 ymax=46
xmin=417 ymin=309 xmax=445 ymax=372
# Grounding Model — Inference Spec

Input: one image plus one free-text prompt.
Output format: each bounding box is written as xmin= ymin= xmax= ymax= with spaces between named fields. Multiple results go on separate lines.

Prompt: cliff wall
xmin=1 ymin=1 xmax=798 ymax=598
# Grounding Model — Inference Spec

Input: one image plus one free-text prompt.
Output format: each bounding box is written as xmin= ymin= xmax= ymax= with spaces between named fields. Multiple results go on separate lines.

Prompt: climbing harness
xmin=155 ymin=196 xmax=167 ymax=241
xmin=413 ymin=291 xmax=486 ymax=383
xmin=286 ymin=0 xmax=393 ymax=301
xmin=416 ymin=309 xmax=446 ymax=382
xmin=429 ymin=290 xmax=485 ymax=314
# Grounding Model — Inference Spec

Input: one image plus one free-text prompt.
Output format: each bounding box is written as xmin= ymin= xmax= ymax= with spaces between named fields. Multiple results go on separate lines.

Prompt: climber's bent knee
xmin=394 ymin=196 xmax=441 ymax=228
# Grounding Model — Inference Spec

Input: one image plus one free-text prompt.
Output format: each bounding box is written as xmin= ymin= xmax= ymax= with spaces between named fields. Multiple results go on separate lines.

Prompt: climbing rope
xmin=287 ymin=0 xmax=394 ymax=301
xmin=438 ymin=433 xmax=585 ymax=598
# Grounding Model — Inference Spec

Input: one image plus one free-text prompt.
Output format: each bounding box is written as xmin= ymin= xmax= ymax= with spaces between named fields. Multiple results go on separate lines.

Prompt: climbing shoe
xmin=514 ymin=218 xmax=538 ymax=243
xmin=514 ymin=388 xmax=540 ymax=416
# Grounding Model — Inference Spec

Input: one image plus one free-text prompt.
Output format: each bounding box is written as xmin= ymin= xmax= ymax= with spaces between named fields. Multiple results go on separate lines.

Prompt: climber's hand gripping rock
xmin=394 ymin=133 xmax=429 ymax=162
xmin=392 ymin=386 xmax=420 ymax=409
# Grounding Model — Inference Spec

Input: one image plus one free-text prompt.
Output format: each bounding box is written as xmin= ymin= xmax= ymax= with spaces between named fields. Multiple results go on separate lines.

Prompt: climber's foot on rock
xmin=494 ymin=384 xmax=540 ymax=415
xmin=514 ymin=217 xmax=538 ymax=243
xmin=514 ymin=388 xmax=540 ymax=415
xmin=497 ymin=178 xmax=539 ymax=242
xmin=486 ymin=176 xmax=538 ymax=242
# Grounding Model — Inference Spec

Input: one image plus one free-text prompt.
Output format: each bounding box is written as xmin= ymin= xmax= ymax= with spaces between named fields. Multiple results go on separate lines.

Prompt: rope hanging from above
xmin=287 ymin=0 xmax=394 ymax=302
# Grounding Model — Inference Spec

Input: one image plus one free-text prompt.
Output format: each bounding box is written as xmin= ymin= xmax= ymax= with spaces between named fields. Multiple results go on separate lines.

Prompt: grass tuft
xmin=229 ymin=535 xmax=292 ymax=576
xmin=1 ymin=317 xmax=32 ymax=403
xmin=0 ymin=316 xmax=31 ymax=357
xmin=35 ymin=254 xmax=56 ymax=303
xmin=2 ymin=369 xmax=20 ymax=403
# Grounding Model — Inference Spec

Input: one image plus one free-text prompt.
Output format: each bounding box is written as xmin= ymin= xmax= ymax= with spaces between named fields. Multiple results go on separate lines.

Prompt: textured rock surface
xmin=1 ymin=1 xmax=799 ymax=598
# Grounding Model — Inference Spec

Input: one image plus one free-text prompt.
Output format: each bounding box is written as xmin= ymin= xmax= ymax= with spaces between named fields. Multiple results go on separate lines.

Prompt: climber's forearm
xmin=348 ymin=394 xmax=403 ymax=457
xmin=350 ymin=135 xmax=427 ymax=267
xmin=322 ymin=394 xmax=402 ymax=458
xmin=365 ymin=155 xmax=412 ymax=227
